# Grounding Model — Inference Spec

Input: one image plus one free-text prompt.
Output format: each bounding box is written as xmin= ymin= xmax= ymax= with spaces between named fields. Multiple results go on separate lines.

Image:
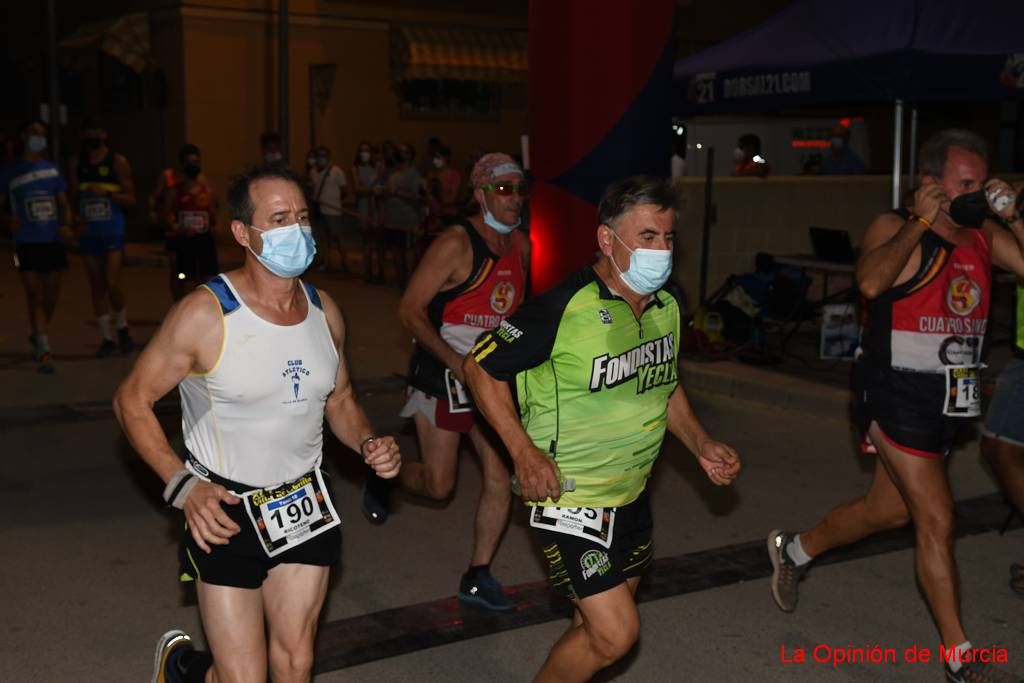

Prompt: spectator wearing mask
xmin=352 ymin=141 xmax=382 ymax=282
xmin=310 ymin=146 xmax=352 ymax=273
xmin=734 ymin=133 xmax=771 ymax=178
xmin=260 ymin=131 xmax=283 ymax=165
xmin=380 ymin=143 xmax=421 ymax=287
xmin=822 ymin=127 xmax=866 ymax=175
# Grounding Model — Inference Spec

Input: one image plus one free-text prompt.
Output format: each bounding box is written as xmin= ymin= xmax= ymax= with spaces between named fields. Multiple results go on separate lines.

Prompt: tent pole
xmin=278 ymin=0 xmax=290 ymax=163
xmin=699 ymin=147 xmax=715 ymax=305
xmin=46 ymin=0 xmax=61 ymax=167
xmin=908 ymin=106 xmax=918 ymax=181
xmin=891 ymin=99 xmax=904 ymax=209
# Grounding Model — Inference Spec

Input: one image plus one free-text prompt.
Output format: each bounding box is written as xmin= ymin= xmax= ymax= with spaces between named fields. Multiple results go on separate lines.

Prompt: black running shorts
xmin=178 ymin=470 xmax=341 ymax=589
xmin=530 ymin=489 xmax=653 ymax=602
xmin=15 ymin=242 xmax=68 ymax=273
xmin=171 ymin=233 xmax=219 ymax=282
xmin=854 ymin=361 xmax=961 ymax=458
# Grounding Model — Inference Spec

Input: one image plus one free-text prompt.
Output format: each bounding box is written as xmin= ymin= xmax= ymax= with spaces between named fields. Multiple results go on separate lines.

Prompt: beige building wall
xmin=162 ymin=1 xmax=527 ymax=228
xmin=672 ymin=173 xmax=1024 ymax=306
xmin=673 ymin=176 xmax=891 ymax=305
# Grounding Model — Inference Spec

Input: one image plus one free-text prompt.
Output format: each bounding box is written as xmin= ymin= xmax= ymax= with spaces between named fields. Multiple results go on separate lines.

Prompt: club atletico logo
xmin=947 ymin=276 xmax=981 ymax=316
xmin=490 ymin=281 xmax=516 ymax=314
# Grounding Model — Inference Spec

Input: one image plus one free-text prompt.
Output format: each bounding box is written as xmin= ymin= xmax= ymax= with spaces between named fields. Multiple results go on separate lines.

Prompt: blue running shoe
xmin=458 ymin=571 xmax=515 ymax=612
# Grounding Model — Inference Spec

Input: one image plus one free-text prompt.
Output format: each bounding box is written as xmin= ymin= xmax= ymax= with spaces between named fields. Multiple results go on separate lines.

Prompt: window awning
xmin=61 ymin=12 xmax=151 ymax=74
xmin=392 ymin=25 xmax=527 ymax=83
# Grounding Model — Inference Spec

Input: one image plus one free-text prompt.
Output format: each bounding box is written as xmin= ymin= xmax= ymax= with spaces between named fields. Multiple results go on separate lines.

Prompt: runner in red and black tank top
xmin=408 ymin=220 xmax=526 ymax=398
xmin=857 ymin=210 xmax=992 ymax=457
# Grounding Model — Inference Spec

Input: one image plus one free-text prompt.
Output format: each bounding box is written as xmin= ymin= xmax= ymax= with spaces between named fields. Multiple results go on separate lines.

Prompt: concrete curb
xmin=682 ymin=359 xmax=851 ymax=420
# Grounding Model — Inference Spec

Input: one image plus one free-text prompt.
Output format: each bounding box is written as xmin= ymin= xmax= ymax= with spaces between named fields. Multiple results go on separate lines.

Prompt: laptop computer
xmin=809 ymin=227 xmax=856 ymax=264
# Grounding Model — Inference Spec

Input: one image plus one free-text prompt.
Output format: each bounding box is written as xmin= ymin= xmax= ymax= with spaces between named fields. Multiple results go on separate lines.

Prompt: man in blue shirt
xmin=70 ymin=122 xmax=137 ymax=357
xmin=0 ymin=120 xmax=71 ymax=373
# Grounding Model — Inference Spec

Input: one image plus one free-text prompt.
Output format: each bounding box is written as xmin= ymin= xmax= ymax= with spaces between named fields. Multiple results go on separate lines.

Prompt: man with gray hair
xmin=362 ymin=152 xmax=530 ymax=612
xmin=768 ymin=129 xmax=1024 ymax=683
xmin=465 ymin=176 xmax=740 ymax=681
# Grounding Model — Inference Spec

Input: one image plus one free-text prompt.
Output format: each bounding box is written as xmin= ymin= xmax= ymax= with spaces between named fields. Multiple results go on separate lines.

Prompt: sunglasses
xmin=481 ymin=182 xmax=529 ymax=197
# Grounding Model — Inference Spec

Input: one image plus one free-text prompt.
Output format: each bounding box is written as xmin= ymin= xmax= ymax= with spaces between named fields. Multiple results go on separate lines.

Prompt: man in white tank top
xmin=114 ymin=164 xmax=400 ymax=683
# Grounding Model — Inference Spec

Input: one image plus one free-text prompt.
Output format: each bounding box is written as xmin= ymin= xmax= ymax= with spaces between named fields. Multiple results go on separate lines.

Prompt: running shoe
xmin=1010 ymin=562 xmax=1023 ymax=597
xmin=118 ymin=327 xmax=135 ymax=353
xmin=96 ymin=339 xmax=117 ymax=358
xmin=361 ymin=473 xmax=391 ymax=525
xmin=944 ymin=660 xmax=1019 ymax=683
xmin=151 ymin=629 xmax=192 ymax=683
xmin=458 ymin=570 xmax=515 ymax=612
xmin=767 ymin=529 xmax=808 ymax=613
xmin=37 ymin=352 xmax=55 ymax=375
xmin=28 ymin=335 xmax=43 ymax=362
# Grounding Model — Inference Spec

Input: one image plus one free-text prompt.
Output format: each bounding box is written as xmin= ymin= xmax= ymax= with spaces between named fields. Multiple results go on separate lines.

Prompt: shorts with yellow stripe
xmin=530 ymin=489 xmax=653 ymax=601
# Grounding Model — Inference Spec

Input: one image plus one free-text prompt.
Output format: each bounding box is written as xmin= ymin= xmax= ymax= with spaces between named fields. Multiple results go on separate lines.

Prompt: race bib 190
xmin=244 ymin=468 xmax=340 ymax=557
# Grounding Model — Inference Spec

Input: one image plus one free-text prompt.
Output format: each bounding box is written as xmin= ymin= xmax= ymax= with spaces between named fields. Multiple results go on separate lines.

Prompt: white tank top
xmin=179 ymin=274 xmax=339 ymax=487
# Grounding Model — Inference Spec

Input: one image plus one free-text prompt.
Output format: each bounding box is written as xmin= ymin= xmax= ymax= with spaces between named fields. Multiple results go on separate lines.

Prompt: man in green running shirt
xmin=464 ymin=176 xmax=741 ymax=683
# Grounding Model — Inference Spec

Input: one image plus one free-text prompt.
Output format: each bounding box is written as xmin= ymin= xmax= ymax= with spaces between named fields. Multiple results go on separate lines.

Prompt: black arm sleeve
xmin=470 ymin=269 xmax=589 ymax=381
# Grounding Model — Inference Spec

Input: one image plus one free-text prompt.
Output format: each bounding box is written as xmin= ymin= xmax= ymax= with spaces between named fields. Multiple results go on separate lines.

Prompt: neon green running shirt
xmin=472 ymin=267 xmax=680 ymax=508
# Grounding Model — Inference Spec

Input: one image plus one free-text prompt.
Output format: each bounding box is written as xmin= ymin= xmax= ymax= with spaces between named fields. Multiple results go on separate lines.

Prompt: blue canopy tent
xmin=674 ymin=0 xmax=1024 ymax=206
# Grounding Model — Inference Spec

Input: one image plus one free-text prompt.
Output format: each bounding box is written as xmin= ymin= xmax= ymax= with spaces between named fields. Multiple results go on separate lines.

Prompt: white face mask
xmin=432 ymin=157 xmax=445 ymax=169
xmin=609 ymin=230 xmax=673 ymax=295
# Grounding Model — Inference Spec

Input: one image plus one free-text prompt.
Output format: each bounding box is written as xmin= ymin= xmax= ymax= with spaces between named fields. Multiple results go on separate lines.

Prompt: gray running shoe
xmin=767 ymin=529 xmax=808 ymax=613
xmin=944 ymin=660 xmax=1019 ymax=683
xmin=151 ymin=629 xmax=192 ymax=683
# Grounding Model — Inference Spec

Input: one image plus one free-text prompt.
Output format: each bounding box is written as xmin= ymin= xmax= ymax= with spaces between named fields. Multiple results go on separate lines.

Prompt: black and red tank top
xmin=173 ymin=183 xmax=214 ymax=236
xmin=863 ymin=219 xmax=991 ymax=374
xmin=408 ymin=221 xmax=527 ymax=397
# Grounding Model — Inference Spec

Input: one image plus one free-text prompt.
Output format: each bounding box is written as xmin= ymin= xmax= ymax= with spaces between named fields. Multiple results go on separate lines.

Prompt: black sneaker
xmin=118 ymin=327 xmax=135 ymax=353
xmin=361 ymin=473 xmax=391 ymax=525
xmin=458 ymin=570 xmax=515 ymax=612
xmin=151 ymin=629 xmax=192 ymax=683
xmin=944 ymin=659 xmax=1018 ymax=683
xmin=96 ymin=339 xmax=117 ymax=358
xmin=28 ymin=335 xmax=43 ymax=362
xmin=37 ymin=352 xmax=55 ymax=375
xmin=1010 ymin=563 xmax=1024 ymax=597
xmin=767 ymin=529 xmax=809 ymax=613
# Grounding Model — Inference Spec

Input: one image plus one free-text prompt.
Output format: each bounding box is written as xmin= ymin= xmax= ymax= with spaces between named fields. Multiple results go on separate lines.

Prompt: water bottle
xmin=511 ymin=476 xmax=576 ymax=497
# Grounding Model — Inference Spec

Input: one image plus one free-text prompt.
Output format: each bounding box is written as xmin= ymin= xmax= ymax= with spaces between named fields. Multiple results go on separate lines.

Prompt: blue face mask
xmin=27 ymin=135 xmax=47 ymax=153
xmin=249 ymin=223 xmax=317 ymax=278
xmin=483 ymin=205 xmax=520 ymax=235
xmin=610 ymin=231 xmax=673 ymax=295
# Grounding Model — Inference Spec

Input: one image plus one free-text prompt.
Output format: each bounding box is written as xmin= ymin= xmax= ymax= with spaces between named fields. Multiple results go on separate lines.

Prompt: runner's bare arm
xmin=57 ymin=192 xmax=71 ymax=228
xmin=666 ymin=385 xmax=740 ymax=486
xmin=398 ymin=228 xmax=471 ymax=381
xmin=113 ymin=289 xmax=222 ymax=483
xmin=856 ymin=180 xmax=946 ymax=299
xmin=320 ymin=291 xmax=400 ymax=478
xmin=111 ymin=153 xmax=136 ymax=207
xmin=463 ymin=355 xmax=562 ymax=501
xmin=856 ymin=212 xmax=928 ymax=299
xmin=114 ymin=290 xmax=243 ymax=552
xmin=983 ymin=178 xmax=1024 ymax=277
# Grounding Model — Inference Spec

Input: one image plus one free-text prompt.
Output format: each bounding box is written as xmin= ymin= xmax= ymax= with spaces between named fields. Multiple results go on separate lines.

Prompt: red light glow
xmin=791 ymin=139 xmax=831 ymax=149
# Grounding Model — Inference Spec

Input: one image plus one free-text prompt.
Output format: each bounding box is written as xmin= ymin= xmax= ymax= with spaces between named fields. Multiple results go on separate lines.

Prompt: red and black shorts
xmin=854 ymin=361 xmax=962 ymax=458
